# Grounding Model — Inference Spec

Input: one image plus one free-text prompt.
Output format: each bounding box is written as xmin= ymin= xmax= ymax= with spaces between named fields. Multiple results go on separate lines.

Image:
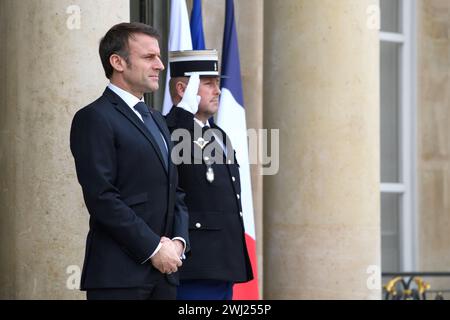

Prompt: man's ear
xmin=176 ymin=81 xmax=186 ymax=98
xmin=109 ymin=54 xmax=126 ymax=73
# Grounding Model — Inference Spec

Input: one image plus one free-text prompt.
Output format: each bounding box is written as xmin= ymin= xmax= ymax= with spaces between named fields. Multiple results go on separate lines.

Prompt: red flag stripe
xmin=233 ymin=233 xmax=259 ymax=300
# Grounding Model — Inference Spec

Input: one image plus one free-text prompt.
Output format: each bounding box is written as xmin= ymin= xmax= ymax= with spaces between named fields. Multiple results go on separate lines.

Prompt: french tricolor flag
xmin=217 ymin=0 xmax=259 ymax=300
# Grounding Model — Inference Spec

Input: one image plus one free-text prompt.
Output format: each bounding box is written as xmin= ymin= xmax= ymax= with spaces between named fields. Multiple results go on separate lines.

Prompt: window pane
xmin=381 ymin=42 xmax=401 ymax=183
xmin=130 ymin=0 xmax=140 ymax=22
xmin=381 ymin=193 xmax=400 ymax=272
xmin=380 ymin=0 xmax=400 ymax=33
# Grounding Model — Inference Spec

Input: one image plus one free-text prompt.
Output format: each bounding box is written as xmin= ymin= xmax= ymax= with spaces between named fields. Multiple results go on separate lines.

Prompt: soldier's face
xmin=196 ymin=77 xmax=221 ymax=117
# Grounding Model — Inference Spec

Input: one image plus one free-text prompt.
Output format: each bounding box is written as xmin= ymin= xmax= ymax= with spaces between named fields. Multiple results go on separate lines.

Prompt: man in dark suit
xmin=165 ymin=50 xmax=253 ymax=300
xmin=70 ymin=22 xmax=189 ymax=300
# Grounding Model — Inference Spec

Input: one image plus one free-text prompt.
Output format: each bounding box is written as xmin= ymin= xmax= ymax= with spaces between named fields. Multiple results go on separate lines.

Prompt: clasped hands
xmin=150 ymin=237 xmax=184 ymax=275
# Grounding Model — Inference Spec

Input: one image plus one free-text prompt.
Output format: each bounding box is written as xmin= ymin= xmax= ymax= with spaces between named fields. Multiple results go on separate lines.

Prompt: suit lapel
xmin=152 ymin=110 xmax=174 ymax=178
xmin=103 ymin=88 xmax=168 ymax=175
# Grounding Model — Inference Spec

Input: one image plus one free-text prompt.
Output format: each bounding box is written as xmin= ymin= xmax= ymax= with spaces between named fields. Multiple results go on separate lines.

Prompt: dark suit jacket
xmin=70 ymin=88 xmax=189 ymax=290
xmin=165 ymin=106 xmax=253 ymax=283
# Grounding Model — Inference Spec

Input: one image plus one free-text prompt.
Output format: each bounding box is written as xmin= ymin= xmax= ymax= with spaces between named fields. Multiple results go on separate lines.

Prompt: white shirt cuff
xmin=172 ymin=237 xmax=187 ymax=260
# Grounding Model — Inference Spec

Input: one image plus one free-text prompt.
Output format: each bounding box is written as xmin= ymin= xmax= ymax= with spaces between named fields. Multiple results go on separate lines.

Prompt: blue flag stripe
xmin=190 ymin=0 xmax=206 ymax=50
xmin=221 ymin=0 xmax=244 ymax=107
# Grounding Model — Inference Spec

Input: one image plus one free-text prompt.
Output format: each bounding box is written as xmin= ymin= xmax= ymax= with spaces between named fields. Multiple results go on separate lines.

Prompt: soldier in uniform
xmin=165 ymin=50 xmax=253 ymax=300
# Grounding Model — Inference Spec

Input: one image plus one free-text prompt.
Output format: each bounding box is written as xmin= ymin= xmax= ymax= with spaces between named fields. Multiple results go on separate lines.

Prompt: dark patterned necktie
xmin=134 ymin=102 xmax=168 ymax=170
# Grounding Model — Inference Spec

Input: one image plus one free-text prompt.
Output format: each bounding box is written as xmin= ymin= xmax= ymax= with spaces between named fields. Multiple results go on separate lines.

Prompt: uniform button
xmin=240 ymin=212 xmax=243 ymax=217
xmin=232 ymin=176 xmax=236 ymax=182
xmin=237 ymin=194 xmax=240 ymax=199
xmin=195 ymin=223 xmax=201 ymax=229
xmin=228 ymin=160 xmax=232 ymax=164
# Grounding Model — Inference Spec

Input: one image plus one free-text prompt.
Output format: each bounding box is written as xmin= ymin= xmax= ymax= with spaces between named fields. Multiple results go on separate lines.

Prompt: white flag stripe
xmin=162 ymin=0 xmax=192 ymax=115
xmin=217 ymin=88 xmax=255 ymax=239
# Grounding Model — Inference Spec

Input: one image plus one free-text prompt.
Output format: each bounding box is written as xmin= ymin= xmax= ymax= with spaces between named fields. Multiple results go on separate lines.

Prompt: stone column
xmin=0 ymin=0 xmax=129 ymax=299
xmin=417 ymin=0 xmax=450 ymax=292
xmin=263 ymin=0 xmax=381 ymax=299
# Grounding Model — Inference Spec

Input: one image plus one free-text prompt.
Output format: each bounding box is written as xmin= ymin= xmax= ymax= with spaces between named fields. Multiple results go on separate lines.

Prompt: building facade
xmin=0 ymin=0 xmax=448 ymax=299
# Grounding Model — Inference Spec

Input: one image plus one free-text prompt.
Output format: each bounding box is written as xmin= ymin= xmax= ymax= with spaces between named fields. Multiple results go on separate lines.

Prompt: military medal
xmin=206 ymin=167 xmax=214 ymax=183
xmin=204 ymin=156 xmax=215 ymax=183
